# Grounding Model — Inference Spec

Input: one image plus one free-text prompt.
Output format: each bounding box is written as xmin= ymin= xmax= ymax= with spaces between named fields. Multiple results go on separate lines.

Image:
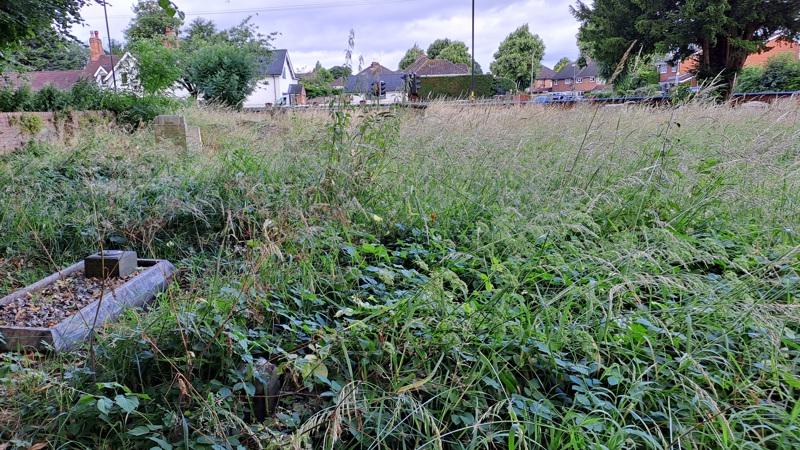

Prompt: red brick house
xmin=533 ymin=66 xmax=556 ymax=92
xmin=657 ymin=35 xmax=800 ymax=90
xmin=551 ymin=59 xmax=608 ymax=95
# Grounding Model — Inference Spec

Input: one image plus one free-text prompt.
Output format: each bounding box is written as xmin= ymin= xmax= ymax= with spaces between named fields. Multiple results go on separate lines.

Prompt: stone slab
xmin=0 ymin=258 xmax=175 ymax=352
xmin=84 ymin=250 xmax=138 ymax=278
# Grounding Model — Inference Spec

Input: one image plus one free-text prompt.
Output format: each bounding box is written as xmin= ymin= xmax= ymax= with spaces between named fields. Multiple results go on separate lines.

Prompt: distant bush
xmin=735 ymin=54 xmax=800 ymax=93
xmin=0 ymin=79 xmax=180 ymax=129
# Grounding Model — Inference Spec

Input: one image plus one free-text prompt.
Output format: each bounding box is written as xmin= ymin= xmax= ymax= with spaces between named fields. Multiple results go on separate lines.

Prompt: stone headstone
xmin=84 ymin=250 xmax=138 ymax=278
xmin=154 ymin=115 xmax=201 ymax=150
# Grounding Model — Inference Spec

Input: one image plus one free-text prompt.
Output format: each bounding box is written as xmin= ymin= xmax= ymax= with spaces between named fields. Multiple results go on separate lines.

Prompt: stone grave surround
xmin=153 ymin=115 xmax=202 ymax=149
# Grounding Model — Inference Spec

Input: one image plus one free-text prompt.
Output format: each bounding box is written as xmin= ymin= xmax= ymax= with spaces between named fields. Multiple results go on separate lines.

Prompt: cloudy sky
xmin=78 ymin=0 xmax=581 ymax=73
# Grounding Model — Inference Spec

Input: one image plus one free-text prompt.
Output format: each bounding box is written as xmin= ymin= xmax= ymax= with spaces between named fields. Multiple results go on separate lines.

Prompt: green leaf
xmin=114 ymin=394 xmax=139 ymax=414
xmin=97 ymin=397 xmax=113 ymax=415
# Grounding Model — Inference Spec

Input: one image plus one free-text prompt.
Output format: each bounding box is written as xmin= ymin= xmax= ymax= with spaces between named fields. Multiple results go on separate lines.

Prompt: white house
xmin=86 ymin=31 xmax=139 ymax=92
xmin=243 ymin=49 xmax=303 ymax=108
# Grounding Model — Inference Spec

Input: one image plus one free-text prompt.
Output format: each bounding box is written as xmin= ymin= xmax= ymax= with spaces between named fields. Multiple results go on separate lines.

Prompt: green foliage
xmin=426 ymin=38 xmax=453 ymax=60
xmin=417 ymin=74 xmax=495 ymax=99
xmin=554 ymin=57 xmax=572 ymax=72
xmin=172 ymin=17 xmax=274 ymax=99
xmin=123 ymin=0 xmax=183 ymax=43
xmin=0 ymin=0 xmax=90 ymax=61
xmin=328 ymin=65 xmax=352 ymax=81
xmin=187 ymin=44 xmax=259 ymax=108
xmin=572 ymin=0 xmax=800 ymax=97
xmin=128 ymin=37 xmax=182 ymax=94
xmin=0 ymin=79 xmax=179 ymax=129
xmin=734 ymin=54 xmax=800 ymax=93
xmin=735 ymin=66 xmax=766 ymax=93
xmin=398 ymin=43 xmax=424 ymax=70
xmin=6 ymin=29 xmax=88 ymax=72
xmin=1 ymin=104 xmax=799 ymax=449
xmin=9 ymin=114 xmax=44 ymax=135
xmin=490 ymin=24 xmax=546 ymax=89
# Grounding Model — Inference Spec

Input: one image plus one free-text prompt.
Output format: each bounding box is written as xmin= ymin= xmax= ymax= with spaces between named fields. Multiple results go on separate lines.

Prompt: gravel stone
xmin=0 ymin=270 xmax=138 ymax=328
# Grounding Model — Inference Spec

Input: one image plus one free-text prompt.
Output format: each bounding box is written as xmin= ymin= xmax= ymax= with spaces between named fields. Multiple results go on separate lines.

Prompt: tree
xmin=329 ymin=65 xmax=352 ymax=80
xmin=128 ymin=38 xmax=182 ymax=94
xmin=399 ymin=44 xmax=424 ymax=70
xmin=9 ymin=29 xmax=88 ymax=71
xmin=187 ymin=44 xmax=259 ymax=108
xmin=571 ymin=0 xmax=800 ymax=98
xmin=0 ymin=0 xmax=91 ymax=68
xmin=554 ymin=57 xmax=571 ymax=72
xmin=427 ymin=39 xmax=453 ymax=60
xmin=124 ymin=0 xmax=183 ymax=43
xmin=490 ymin=24 xmax=546 ymax=90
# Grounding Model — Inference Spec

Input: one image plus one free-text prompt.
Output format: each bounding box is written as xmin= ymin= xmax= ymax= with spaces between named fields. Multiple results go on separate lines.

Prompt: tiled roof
xmin=2 ymin=70 xmax=88 ymax=91
xmin=331 ymin=77 xmax=345 ymax=87
xmin=83 ymin=54 xmax=123 ymax=78
xmin=260 ymin=49 xmax=289 ymax=77
xmin=404 ymin=56 xmax=469 ymax=76
xmin=287 ymin=84 xmax=305 ymax=95
xmin=537 ymin=66 xmax=556 ymax=80
xmin=553 ymin=59 xmax=601 ymax=80
xmin=343 ymin=73 xmax=406 ymax=93
xmin=357 ymin=62 xmax=397 ymax=76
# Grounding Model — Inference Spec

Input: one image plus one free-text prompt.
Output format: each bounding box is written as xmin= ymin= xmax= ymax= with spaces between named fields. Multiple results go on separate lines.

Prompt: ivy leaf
xmin=97 ymin=397 xmax=113 ymax=415
xmin=114 ymin=394 xmax=139 ymax=414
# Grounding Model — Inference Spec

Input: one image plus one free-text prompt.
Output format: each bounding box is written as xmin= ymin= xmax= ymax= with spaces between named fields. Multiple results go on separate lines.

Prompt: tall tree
xmin=128 ymin=37 xmax=182 ymax=94
xmin=554 ymin=57 xmax=571 ymax=72
xmin=0 ymin=0 xmax=91 ymax=69
xmin=187 ymin=43 xmax=259 ymax=108
xmin=427 ymin=38 xmax=453 ymax=60
xmin=399 ymin=43 xmax=424 ymax=70
xmin=490 ymin=24 xmax=546 ymax=89
xmin=329 ymin=65 xmax=352 ymax=80
xmin=124 ymin=0 xmax=184 ymax=42
xmin=571 ymin=0 xmax=800 ymax=98
xmin=9 ymin=29 xmax=88 ymax=71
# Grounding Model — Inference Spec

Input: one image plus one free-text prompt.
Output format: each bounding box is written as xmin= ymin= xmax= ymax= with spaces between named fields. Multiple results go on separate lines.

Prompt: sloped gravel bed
xmin=0 ymin=271 xmax=137 ymax=328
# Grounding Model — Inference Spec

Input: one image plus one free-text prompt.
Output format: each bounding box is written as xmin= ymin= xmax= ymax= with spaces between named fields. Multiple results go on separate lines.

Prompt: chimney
xmin=89 ymin=31 xmax=104 ymax=61
xmin=163 ymin=27 xmax=180 ymax=48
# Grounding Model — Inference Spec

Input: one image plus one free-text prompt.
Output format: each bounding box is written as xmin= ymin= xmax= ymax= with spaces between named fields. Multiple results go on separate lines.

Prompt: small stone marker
xmin=84 ymin=250 xmax=138 ymax=279
xmin=154 ymin=115 xmax=202 ymax=150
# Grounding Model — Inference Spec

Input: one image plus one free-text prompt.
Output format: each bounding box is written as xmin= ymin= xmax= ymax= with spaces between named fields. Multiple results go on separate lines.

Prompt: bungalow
xmin=551 ymin=59 xmax=607 ymax=95
xmin=403 ymin=54 xmax=469 ymax=76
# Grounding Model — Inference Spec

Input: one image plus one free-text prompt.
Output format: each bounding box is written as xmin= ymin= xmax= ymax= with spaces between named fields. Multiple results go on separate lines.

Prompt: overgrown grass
xmin=0 ymin=100 xmax=798 ymax=449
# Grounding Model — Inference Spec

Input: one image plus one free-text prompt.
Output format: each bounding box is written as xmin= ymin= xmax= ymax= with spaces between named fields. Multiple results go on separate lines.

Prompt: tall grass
xmin=0 ymin=100 xmax=798 ymax=449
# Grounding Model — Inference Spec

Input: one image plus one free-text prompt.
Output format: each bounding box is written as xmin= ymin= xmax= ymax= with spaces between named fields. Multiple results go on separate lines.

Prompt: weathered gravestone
xmin=154 ymin=115 xmax=202 ymax=150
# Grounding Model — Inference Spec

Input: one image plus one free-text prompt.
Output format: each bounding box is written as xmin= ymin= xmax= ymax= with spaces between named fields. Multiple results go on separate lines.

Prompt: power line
xmin=86 ymin=0 xmax=424 ymax=19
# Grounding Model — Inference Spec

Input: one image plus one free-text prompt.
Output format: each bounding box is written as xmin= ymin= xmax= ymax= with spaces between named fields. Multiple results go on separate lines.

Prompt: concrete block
xmin=84 ymin=250 xmax=138 ymax=278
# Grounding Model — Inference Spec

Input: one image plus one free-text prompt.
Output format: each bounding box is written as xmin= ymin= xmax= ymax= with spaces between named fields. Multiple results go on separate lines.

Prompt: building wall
xmin=745 ymin=39 xmax=800 ymax=67
xmin=551 ymin=77 xmax=603 ymax=93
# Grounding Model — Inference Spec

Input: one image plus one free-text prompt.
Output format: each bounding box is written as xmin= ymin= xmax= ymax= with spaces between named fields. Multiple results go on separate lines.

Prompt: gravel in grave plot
xmin=0 ymin=271 xmax=138 ymax=328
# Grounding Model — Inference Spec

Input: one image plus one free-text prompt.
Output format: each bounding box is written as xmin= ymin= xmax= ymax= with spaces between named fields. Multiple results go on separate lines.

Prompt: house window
xmin=553 ymin=79 xmax=558 ymax=86
xmin=671 ymin=65 xmax=678 ymax=73
xmin=121 ymin=72 xmax=128 ymax=86
xmin=282 ymin=67 xmax=286 ymax=79
xmin=659 ymin=64 xmax=667 ymax=74
xmin=565 ymin=78 xmax=572 ymax=85
xmin=576 ymin=77 xmax=583 ymax=83
xmin=589 ymin=76 xmax=595 ymax=83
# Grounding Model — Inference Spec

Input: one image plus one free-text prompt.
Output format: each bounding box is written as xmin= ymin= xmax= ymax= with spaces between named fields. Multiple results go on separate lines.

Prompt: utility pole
xmin=470 ymin=0 xmax=475 ymax=102
xmin=102 ymin=0 xmax=117 ymax=91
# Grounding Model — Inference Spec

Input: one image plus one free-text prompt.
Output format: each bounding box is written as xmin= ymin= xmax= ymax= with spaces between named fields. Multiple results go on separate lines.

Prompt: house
xmin=357 ymin=62 xmax=398 ymax=76
xmin=656 ymin=57 xmax=698 ymax=91
xmin=243 ymin=49 xmax=304 ymax=108
xmin=533 ymin=66 xmax=556 ymax=92
xmin=551 ymin=59 xmax=607 ymax=95
xmin=343 ymin=72 xmax=407 ymax=104
xmin=403 ymin=55 xmax=469 ymax=76
xmin=656 ymin=35 xmax=800 ymax=90
xmin=3 ymin=31 xmax=138 ymax=93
